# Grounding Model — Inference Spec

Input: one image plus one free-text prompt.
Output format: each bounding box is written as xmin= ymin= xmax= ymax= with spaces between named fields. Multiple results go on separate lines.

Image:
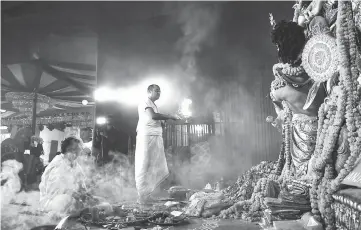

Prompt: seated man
xmin=39 ymin=137 xmax=94 ymax=214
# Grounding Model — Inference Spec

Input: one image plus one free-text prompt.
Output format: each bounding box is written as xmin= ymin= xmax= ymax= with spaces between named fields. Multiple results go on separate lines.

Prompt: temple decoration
xmin=1 ymin=112 xmax=94 ymax=128
xmin=218 ymin=1 xmax=361 ymax=229
xmin=332 ymin=189 xmax=361 ymax=229
xmin=5 ymin=92 xmax=55 ymax=116
xmin=301 ymin=33 xmax=339 ymax=110
xmin=301 ymin=34 xmax=338 ymax=83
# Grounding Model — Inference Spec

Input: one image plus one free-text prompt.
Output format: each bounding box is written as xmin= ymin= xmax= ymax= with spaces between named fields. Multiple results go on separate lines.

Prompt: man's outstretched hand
xmin=169 ymin=114 xmax=182 ymax=120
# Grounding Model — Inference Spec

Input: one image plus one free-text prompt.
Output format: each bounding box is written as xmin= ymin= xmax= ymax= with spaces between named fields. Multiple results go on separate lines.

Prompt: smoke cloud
xmin=163 ymin=2 xmax=223 ymax=98
xmin=174 ymin=2 xmax=222 ymax=72
xmin=1 ymin=152 xmax=137 ymax=230
xmin=161 ymin=2 xmax=281 ymax=186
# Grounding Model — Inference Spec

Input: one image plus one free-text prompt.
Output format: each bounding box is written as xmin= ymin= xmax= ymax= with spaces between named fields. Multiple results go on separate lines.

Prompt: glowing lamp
xmin=82 ymin=100 xmax=88 ymax=105
xmin=180 ymin=98 xmax=192 ymax=118
xmin=0 ymin=126 xmax=8 ymax=130
xmin=96 ymin=117 xmax=107 ymax=125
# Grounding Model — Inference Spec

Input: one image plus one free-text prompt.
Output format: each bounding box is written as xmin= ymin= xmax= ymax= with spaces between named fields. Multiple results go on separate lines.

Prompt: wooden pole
xmin=31 ymin=92 xmax=38 ymax=134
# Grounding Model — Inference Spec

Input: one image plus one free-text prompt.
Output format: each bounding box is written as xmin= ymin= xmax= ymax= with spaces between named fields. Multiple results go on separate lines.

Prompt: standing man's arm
xmin=145 ymin=108 xmax=178 ymax=120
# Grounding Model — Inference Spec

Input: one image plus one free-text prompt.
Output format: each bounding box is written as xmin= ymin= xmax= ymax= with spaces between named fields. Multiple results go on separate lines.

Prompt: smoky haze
xmin=97 ymin=1 xmax=293 ymax=179
xmin=1 ymin=2 xmax=296 ymax=229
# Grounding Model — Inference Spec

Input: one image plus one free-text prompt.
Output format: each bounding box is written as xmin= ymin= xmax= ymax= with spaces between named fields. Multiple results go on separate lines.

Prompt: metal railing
xmin=164 ymin=121 xmax=215 ymax=148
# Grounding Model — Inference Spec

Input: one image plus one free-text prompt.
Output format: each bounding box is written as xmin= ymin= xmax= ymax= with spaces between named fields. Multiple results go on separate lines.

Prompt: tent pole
xmin=32 ymin=92 xmax=38 ymax=135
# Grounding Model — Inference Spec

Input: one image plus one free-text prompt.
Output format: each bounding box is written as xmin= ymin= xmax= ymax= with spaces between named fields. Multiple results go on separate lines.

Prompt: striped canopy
xmin=1 ymin=33 xmax=97 ymax=120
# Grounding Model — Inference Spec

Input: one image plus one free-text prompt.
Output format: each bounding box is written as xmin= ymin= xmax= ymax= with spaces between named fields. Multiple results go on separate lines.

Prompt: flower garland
xmin=308 ymin=1 xmax=361 ymax=229
xmin=220 ymin=102 xmax=297 ymax=221
xmin=222 ymin=161 xmax=277 ymax=204
xmin=328 ymin=0 xmax=361 ymax=199
xmin=220 ymin=177 xmax=272 ymax=221
xmin=272 ymin=63 xmax=305 ymax=78
xmin=277 ymin=101 xmax=295 ymax=189
xmin=274 ymin=129 xmax=285 ymax=176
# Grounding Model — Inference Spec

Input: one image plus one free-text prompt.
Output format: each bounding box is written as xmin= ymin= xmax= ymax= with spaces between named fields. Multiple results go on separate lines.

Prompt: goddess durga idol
xmin=265 ymin=0 xmax=361 ymax=228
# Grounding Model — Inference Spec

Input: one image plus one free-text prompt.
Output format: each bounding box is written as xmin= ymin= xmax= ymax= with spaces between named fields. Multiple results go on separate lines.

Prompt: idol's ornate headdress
xmin=269 ymin=13 xmax=276 ymax=29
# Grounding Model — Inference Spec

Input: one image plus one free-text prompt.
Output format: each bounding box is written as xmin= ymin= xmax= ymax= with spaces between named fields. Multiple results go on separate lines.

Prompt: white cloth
xmin=135 ymin=135 xmax=169 ymax=197
xmin=135 ymin=98 xmax=169 ymax=196
xmin=39 ymin=154 xmax=88 ymax=213
xmin=0 ymin=160 xmax=23 ymax=204
xmin=136 ymin=98 xmax=162 ymax=136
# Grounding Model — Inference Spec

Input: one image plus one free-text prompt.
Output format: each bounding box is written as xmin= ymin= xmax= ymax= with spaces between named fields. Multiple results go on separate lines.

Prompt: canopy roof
xmin=1 ymin=1 xmax=175 ymax=122
xmin=1 ymin=30 xmax=97 ymax=120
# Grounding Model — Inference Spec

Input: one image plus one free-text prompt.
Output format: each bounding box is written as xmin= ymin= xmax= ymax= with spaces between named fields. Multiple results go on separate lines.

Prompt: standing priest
xmin=135 ymin=84 xmax=178 ymax=204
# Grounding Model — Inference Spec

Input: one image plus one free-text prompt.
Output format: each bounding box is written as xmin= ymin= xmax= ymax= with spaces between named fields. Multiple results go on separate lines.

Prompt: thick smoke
xmin=164 ymin=2 xmax=281 ymax=187
xmin=164 ymin=2 xmax=244 ymax=187
xmin=1 ymin=151 xmax=137 ymax=230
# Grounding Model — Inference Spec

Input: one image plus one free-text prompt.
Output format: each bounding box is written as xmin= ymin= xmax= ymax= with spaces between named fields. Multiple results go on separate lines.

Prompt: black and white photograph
xmin=1 ymin=1 xmax=361 ymax=230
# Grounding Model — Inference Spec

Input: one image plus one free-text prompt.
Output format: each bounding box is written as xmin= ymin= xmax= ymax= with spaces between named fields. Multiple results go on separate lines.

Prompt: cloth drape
xmin=135 ymin=135 xmax=169 ymax=197
xmin=291 ymin=114 xmax=318 ymax=178
xmin=39 ymin=154 xmax=87 ymax=213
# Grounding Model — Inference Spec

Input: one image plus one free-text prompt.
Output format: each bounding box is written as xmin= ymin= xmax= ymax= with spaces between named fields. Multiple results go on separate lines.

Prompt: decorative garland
xmin=278 ymin=101 xmax=294 ymax=189
xmin=272 ymin=63 xmax=305 ymax=78
xmin=220 ymin=177 xmax=272 ymax=221
xmin=1 ymin=112 xmax=94 ymax=127
xmin=220 ymin=102 xmax=295 ymax=221
xmin=308 ymin=1 xmax=361 ymax=229
xmin=223 ymin=2 xmax=360 ymax=227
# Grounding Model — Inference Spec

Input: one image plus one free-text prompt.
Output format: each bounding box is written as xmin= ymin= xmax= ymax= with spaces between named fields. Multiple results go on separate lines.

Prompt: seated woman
xmin=39 ymin=137 xmax=95 ymax=214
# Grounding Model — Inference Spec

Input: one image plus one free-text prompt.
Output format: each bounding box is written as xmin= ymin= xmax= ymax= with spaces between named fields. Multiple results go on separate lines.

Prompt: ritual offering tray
xmin=166 ymin=186 xmax=191 ymax=200
xmin=148 ymin=212 xmax=187 ymax=226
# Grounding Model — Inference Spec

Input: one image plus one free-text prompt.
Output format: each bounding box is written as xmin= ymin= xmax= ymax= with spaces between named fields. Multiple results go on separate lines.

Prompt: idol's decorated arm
xmin=294 ymin=0 xmax=325 ymax=27
xmin=267 ymin=101 xmax=285 ymax=133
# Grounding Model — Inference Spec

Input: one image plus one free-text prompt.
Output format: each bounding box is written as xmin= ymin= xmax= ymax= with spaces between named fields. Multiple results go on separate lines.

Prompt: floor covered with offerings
xmin=2 ymin=192 xmax=261 ymax=230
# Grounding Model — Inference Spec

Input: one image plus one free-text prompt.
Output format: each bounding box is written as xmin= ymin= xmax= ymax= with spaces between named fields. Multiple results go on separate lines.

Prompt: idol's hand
xmin=303 ymin=0 xmax=323 ymax=23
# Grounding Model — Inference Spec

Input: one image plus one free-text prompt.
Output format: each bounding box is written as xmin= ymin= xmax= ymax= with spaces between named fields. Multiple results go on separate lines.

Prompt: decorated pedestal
xmin=332 ymin=189 xmax=361 ymax=230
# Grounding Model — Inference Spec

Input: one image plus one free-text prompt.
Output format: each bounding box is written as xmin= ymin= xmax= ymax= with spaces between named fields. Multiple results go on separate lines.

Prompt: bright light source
xmin=0 ymin=126 xmax=8 ymax=130
xmin=94 ymin=75 xmax=174 ymax=107
xmin=116 ymin=87 xmax=142 ymax=106
xmin=184 ymin=98 xmax=192 ymax=105
xmin=96 ymin=117 xmax=107 ymax=125
xmin=94 ymin=87 xmax=117 ymax=102
xmin=180 ymin=98 xmax=192 ymax=118
xmin=0 ymin=109 xmax=6 ymax=113
xmin=82 ymin=100 xmax=88 ymax=105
